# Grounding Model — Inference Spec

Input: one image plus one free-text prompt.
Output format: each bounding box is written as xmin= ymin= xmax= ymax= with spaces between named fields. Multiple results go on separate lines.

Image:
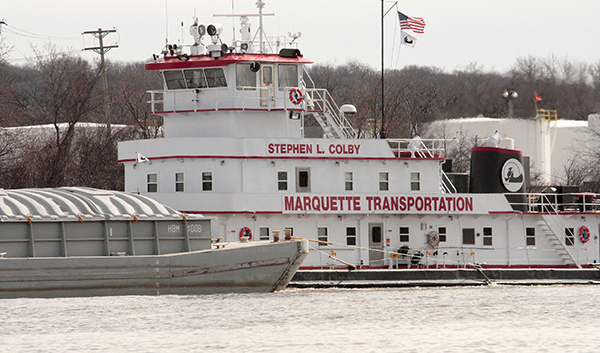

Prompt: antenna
xmin=165 ymin=0 xmax=169 ymax=45
xmin=214 ymin=1 xmax=274 ymax=53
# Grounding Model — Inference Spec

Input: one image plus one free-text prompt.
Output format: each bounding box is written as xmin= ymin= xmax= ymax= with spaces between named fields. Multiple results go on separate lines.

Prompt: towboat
xmin=118 ymin=2 xmax=599 ymax=270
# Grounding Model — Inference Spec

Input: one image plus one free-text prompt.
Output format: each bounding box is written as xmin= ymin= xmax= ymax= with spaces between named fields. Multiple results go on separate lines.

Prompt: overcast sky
xmin=2 ymin=0 xmax=600 ymax=73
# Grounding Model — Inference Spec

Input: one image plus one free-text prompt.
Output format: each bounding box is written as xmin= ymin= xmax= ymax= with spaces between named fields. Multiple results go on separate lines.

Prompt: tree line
xmin=1 ymin=42 xmax=599 ymax=190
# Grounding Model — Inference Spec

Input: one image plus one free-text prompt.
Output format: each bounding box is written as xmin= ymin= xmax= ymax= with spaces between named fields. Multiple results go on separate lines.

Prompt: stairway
xmin=303 ymin=88 xmax=357 ymax=139
xmin=538 ymin=216 xmax=581 ymax=268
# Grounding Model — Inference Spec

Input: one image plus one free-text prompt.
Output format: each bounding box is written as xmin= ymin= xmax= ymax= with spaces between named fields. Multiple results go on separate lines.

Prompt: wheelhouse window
xmin=184 ymin=69 xmax=207 ymax=88
xmin=164 ymin=70 xmax=186 ymax=90
xmin=296 ymin=167 xmax=310 ymax=192
xmin=278 ymin=64 xmax=298 ymax=89
xmin=147 ymin=173 xmax=158 ymax=193
xmin=278 ymin=171 xmax=288 ymax=191
xmin=202 ymin=172 xmax=213 ymax=191
xmin=175 ymin=172 xmax=184 ymax=192
xmin=204 ymin=68 xmax=227 ymax=87
xmin=163 ymin=68 xmax=226 ymax=89
xmin=379 ymin=172 xmax=389 ymax=191
xmin=345 ymin=172 xmax=353 ymax=191
xmin=410 ymin=172 xmax=420 ymax=191
xmin=236 ymin=63 xmax=256 ymax=90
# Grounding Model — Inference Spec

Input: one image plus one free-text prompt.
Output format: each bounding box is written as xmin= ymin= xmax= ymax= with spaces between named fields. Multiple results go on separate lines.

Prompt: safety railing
xmin=507 ymin=192 xmax=600 ymax=213
xmin=303 ymin=88 xmax=358 ymax=139
xmin=386 ymin=138 xmax=446 ymax=158
xmin=147 ymin=87 xmax=309 ymax=114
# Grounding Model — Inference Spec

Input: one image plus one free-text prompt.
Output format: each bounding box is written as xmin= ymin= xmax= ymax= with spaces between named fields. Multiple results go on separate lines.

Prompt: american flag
xmin=398 ymin=11 xmax=426 ymax=34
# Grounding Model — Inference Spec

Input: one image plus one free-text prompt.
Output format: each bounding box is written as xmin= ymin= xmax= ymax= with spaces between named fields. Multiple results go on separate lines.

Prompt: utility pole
xmin=82 ymin=28 xmax=118 ymax=131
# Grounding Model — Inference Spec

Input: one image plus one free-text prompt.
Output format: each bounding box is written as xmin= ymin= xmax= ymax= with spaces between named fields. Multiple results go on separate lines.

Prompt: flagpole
xmin=380 ymin=0 xmax=386 ymax=139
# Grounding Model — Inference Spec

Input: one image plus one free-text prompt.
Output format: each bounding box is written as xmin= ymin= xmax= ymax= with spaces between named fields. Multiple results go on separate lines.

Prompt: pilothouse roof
xmin=146 ymin=52 xmax=312 ymax=71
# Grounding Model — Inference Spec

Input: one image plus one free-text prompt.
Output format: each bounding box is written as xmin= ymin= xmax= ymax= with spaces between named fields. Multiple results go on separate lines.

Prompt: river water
xmin=1 ymin=285 xmax=598 ymax=352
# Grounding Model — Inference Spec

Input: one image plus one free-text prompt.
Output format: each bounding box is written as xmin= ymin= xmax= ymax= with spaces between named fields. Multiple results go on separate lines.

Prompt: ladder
xmin=538 ymin=195 xmax=581 ymax=268
xmin=301 ymin=68 xmax=357 ymax=139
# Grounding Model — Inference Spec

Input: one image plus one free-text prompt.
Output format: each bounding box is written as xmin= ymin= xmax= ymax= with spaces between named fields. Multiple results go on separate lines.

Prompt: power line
xmin=2 ymin=22 xmax=81 ymax=40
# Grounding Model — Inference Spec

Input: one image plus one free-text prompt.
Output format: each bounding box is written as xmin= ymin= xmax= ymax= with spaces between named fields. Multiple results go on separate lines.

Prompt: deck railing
xmin=506 ymin=192 xmax=599 ymax=213
xmin=386 ymin=138 xmax=447 ymax=158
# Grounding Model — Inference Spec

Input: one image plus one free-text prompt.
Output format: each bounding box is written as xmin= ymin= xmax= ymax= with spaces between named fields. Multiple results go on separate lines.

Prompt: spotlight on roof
xmin=207 ymin=23 xmax=223 ymax=36
xmin=208 ymin=44 xmax=223 ymax=59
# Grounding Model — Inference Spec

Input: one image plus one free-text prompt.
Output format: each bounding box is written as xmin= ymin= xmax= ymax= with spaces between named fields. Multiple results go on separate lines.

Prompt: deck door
xmin=369 ymin=223 xmax=384 ymax=267
xmin=260 ymin=64 xmax=275 ymax=107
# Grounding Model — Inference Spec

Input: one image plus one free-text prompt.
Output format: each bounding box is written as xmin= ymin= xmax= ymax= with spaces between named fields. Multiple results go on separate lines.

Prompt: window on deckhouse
xmin=204 ymin=68 xmax=227 ymax=87
xmin=483 ymin=227 xmax=492 ymax=246
xmin=296 ymin=167 xmax=310 ymax=192
xmin=399 ymin=227 xmax=409 ymax=242
xmin=346 ymin=227 xmax=357 ymax=246
xmin=164 ymin=69 xmax=227 ymax=90
xmin=438 ymin=227 xmax=447 ymax=242
xmin=184 ymin=69 xmax=207 ymax=88
xmin=175 ymin=172 xmax=184 ymax=192
xmin=379 ymin=172 xmax=389 ymax=191
xmin=147 ymin=173 xmax=158 ymax=193
xmin=345 ymin=172 xmax=353 ymax=191
xmin=565 ymin=228 xmax=575 ymax=246
xmin=202 ymin=172 xmax=213 ymax=191
xmin=278 ymin=64 xmax=298 ymax=89
xmin=236 ymin=63 xmax=256 ymax=90
xmin=462 ymin=228 xmax=475 ymax=245
xmin=410 ymin=172 xmax=420 ymax=191
xmin=164 ymin=70 xmax=186 ymax=90
xmin=318 ymin=227 xmax=328 ymax=246
xmin=526 ymin=227 xmax=536 ymax=246
xmin=278 ymin=171 xmax=288 ymax=191
xmin=259 ymin=227 xmax=270 ymax=241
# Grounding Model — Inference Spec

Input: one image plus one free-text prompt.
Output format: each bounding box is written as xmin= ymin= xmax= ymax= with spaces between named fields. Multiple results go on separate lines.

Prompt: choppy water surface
xmin=1 ymin=285 xmax=599 ymax=352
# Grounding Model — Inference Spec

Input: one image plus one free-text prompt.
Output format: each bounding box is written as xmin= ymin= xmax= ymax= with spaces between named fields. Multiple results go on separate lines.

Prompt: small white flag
xmin=136 ymin=152 xmax=149 ymax=163
xmin=401 ymin=31 xmax=417 ymax=47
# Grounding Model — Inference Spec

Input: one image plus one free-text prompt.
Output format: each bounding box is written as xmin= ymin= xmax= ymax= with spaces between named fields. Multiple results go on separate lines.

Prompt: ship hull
xmin=0 ymin=239 xmax=308 ymax=298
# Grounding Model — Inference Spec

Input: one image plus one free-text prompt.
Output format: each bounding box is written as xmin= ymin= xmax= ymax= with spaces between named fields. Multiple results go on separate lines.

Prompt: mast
xmin=258 ymin=0 xmax=265 ymax=53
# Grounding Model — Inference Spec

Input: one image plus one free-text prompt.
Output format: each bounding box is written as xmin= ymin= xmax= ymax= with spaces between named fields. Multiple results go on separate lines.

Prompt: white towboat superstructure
xmin=119 ymin=3 xmax=600 ymax=270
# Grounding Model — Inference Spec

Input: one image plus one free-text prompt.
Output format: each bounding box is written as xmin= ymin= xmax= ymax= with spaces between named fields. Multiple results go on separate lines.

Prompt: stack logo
xmin=501 ymin=158 xmax=524 ymax=192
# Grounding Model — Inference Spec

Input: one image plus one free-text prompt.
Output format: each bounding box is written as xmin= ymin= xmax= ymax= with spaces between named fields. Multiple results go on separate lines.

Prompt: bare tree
xmin=108 ymin=62 xmax=163 ymax=139
xmin=23 ymin=44 xmax=103 ymax=187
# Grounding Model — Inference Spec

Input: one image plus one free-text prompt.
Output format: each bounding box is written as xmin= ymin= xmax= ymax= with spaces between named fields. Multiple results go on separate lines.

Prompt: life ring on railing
xmin=239 ymin=227 xmax=253 ymax=240
xmin=289 ymin=88 xmax=303 ymax=105
xmin=579 ymin=226 xmax=590 ymax=243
